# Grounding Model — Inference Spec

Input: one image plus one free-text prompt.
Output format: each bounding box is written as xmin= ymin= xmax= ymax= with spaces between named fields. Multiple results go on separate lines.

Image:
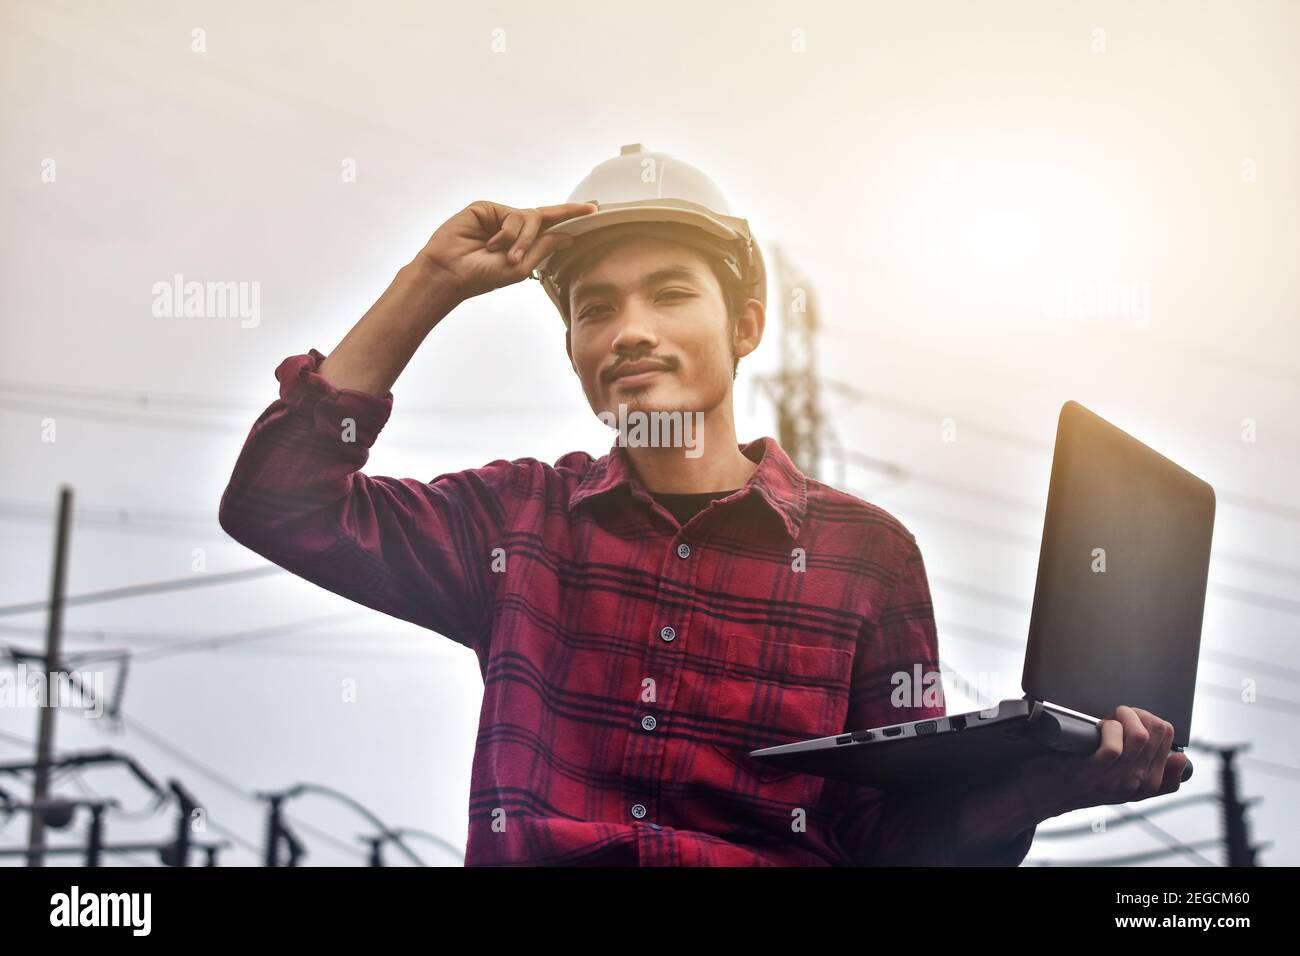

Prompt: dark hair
xmin=702 ymin=256 xmax=746 ymax=380
xmin=564 ymin=237 xmax=748 ymax=380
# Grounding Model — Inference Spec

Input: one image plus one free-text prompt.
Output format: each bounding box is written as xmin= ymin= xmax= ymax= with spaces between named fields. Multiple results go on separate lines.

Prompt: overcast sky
xmin=1 ymin=0 xmax=1296 ymax=866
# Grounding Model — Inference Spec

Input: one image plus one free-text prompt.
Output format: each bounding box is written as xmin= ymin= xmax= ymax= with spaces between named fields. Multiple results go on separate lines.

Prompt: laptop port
xmin=836 ymin=734 xmax=853 ymax=745
xmin=882 ymin=726 xmax=903 ymax=737
xmin=915 ymin=720 xmax=937 ymax=735
xmin=950 ymin=715 xmax=966 ymax=731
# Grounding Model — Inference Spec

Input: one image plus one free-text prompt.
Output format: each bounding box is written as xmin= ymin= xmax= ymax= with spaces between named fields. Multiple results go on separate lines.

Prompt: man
xmin=219 ymin=145 xmax=1189 ymax=865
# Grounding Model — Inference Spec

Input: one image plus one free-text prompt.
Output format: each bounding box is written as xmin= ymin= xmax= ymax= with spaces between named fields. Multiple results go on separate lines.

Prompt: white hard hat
xmin=533 ymin=143 xmax=767 ymax=325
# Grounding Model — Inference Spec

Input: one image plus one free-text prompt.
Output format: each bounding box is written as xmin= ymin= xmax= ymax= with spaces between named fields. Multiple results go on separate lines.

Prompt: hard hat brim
xmin=539 ymin=199 xmax=743 ymax=246
xmin=535 ymin=199 xmax=766 ymax=325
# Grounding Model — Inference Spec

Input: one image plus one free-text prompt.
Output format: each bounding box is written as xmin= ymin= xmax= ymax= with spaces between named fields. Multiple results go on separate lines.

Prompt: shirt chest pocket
xmin=709 ymin=632 xmax=854 ymax=782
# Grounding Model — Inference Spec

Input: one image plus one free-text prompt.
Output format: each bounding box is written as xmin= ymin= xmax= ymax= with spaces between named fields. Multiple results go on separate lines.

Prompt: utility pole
xmin=159 ymin=781 xmax=200 ymax=867
xmin=1217 ymin=744 xmax=1260 ymax=866
xmin=26 ymin=485 xmax=73 ymax=867
xmin=84 ymin=800 xmax=109 ymax=866
xmin=1185 ymin=739 xmax=1265 ymax=866
xmin=262 ymin=791 xmax=286 ymax=866
xmin=756 ymin=244 xmax=827 ymax=480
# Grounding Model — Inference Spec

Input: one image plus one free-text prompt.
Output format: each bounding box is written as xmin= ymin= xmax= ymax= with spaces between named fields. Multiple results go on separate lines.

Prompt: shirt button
xmin=631 ymin=804 xmax=647 ymax=820
xmin=676 ymin=542 xmax=691 ymax=559
xmin=641 ymin=714 xmax=658 ymax=732
xmin=659 ymin=626 xmax=676 ymax=643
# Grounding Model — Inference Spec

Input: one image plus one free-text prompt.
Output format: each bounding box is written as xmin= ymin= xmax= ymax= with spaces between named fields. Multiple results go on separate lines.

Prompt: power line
xmin=0 ymin=624 xmax=434 ymax=671
xmin=0 ymin=726 xmax=264 ymax=865
xmin=99 ymin=846 xmax=160 ymax=866
xmin=109 ymin=712 xmax=369 ymax=864
xmin=932 ymin=613 xmax=1300 ymax=717
xmin=1194 ymin=681 xmax=1300 ymax=717
xmin=821 ymin=324 xmax=1300 ymax=443
xmin=937 ymin=618 xmax=1300 ymax=692
xmin=0 ymin=518 xmax=445 ymax=864
xmin=278 ymin=782 xmax=429 ymax=867
xmin=0 ymin=619 xmax=410 ymax=646
xmin=1034 ymin=794 xmax=1219 ymax=839
xmin=0 ymin=392 xmax=564 ymax=443
xmin=95 ymin=698 xmax=459 ymax=865
xmin=0 ymin=728 xmax=35 ymax=750
xmin=843 ymin=449 xmax=1300 ymax=581
xmin=206 ymin=818 xmax=266 ymax=857
xmin=845 ymin=485 xmax=1300 ymax=621
xmin=65 ymin=697 xmax=457 ymax=865
xmin=65 ymin=765 xmax=165 ymax=822
xmin=0 ymin=396 xmax=249 ymax=434
xmin=1206 ymin=581 xmax=1300 ymax=617
xmin=1034 ymin=804 xmax=1221 ymax=868
xmin=1027 ymin=751 xmax=1264 ymax=867
xmin=1029 ymin=839 xmax=1221 ymax=867
xmin=1 ymin=627 xmax=437 ymax=671
xmin=0 ymin=622 xmax=247 ymax=646
xmin=1239 ymin=755 xmax=1300 ymax=782
xmin=0 ymin=496 xmax=215 ymax=529
xmin=0 ymin=497 xmax=224 ymax=541
xmin=0 ymin=376 xmax=568 ymax=420
xmin=62 ymin=611 xmax=371 ymax=666
xmin=829 ymin=383 xmax=1300 ymax=523
xmin=1114 ymin=805 xmax=1218 ymax=866
xmin=0 ymin=565 xmax=285 ymax=618
xmin=0 ymin=379 xmax=257 ymax=415
xmin=388 ymin=826 xmax=466 ymax=864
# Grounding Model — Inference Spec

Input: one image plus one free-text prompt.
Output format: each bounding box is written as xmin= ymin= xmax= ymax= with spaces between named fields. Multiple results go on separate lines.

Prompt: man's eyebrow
xmin=571 ymin=265 xmax=704 ymax=304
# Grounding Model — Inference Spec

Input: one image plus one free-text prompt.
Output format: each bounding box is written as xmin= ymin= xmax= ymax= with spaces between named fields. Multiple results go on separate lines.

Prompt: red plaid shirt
xmin=219 ymin=349 xmax=1036 ymax=866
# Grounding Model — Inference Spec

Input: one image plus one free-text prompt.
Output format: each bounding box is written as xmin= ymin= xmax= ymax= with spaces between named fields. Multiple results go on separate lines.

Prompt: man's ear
xmin=733 ymin=297 xmax=765 ymax=361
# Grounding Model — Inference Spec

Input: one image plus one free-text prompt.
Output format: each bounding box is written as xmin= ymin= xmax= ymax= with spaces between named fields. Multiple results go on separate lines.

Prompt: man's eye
xmin=579 ymin=291 xmax=691 ymax=320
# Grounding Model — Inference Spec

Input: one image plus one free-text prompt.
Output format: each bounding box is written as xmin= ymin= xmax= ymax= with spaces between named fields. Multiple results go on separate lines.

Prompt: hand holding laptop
xmin=1013 ymin=704 xmax=1191 ymax=822
xmin=750 ymin=402 xmax=1213 ymax=797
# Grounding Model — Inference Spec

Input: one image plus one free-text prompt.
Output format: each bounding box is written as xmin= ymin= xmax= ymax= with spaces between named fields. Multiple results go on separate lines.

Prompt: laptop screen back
xmin=1021 ymin=401 xmax=1215 ymax=748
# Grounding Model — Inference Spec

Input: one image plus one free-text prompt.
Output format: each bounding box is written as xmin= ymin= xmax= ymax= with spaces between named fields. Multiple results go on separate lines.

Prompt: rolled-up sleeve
xmin=830 ymin=537 xmax=1036 ymax=866
xmin=218 ymin=349 xmax=519 ymax=655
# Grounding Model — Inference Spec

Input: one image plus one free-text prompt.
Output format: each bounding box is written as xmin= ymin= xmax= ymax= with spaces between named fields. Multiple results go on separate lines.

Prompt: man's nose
xmin=609 ymin=297 xmax=660 ymax=351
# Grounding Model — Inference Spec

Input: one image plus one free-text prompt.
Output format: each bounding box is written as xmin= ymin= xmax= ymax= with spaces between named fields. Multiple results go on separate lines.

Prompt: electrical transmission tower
xmin=755 ymin=243 xmax=829 ymax=480
xmin=1204 ymin=742 xmax=1263 ymax=866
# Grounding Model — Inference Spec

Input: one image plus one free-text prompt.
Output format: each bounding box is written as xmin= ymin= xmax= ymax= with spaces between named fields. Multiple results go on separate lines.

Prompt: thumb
xmin=1157 ymin=752 xmax=1192 ymax=794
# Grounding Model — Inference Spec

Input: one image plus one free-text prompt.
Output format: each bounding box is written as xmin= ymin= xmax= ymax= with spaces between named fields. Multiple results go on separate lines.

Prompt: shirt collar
xmin=569 ymin=435 xmax=806 ymax=540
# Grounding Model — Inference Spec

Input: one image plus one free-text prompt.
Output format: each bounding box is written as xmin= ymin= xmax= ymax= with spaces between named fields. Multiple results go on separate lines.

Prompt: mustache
xmin=605 ymin=356 xmax=677 ymax=382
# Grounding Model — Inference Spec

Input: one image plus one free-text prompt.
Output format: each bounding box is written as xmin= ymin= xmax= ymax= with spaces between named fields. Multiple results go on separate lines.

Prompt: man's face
xmin=564 ymin=235 xmax=761 ymax=422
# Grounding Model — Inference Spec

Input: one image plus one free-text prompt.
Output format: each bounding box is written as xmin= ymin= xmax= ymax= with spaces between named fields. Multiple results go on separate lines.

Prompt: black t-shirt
xmin=648 ymin=489 xmax=740 ymax=526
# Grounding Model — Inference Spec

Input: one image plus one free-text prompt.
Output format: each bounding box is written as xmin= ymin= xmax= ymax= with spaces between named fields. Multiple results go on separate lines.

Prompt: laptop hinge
xmin=1024 ymin=694 xmax=1185 ymax=753
xmin=1024 ymin=693 xmax=1100 ymax=724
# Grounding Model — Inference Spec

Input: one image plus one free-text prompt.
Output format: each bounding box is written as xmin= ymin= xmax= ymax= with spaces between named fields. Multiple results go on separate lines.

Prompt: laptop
xmin=750 ymin=400 xmax=1215 ymax=789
